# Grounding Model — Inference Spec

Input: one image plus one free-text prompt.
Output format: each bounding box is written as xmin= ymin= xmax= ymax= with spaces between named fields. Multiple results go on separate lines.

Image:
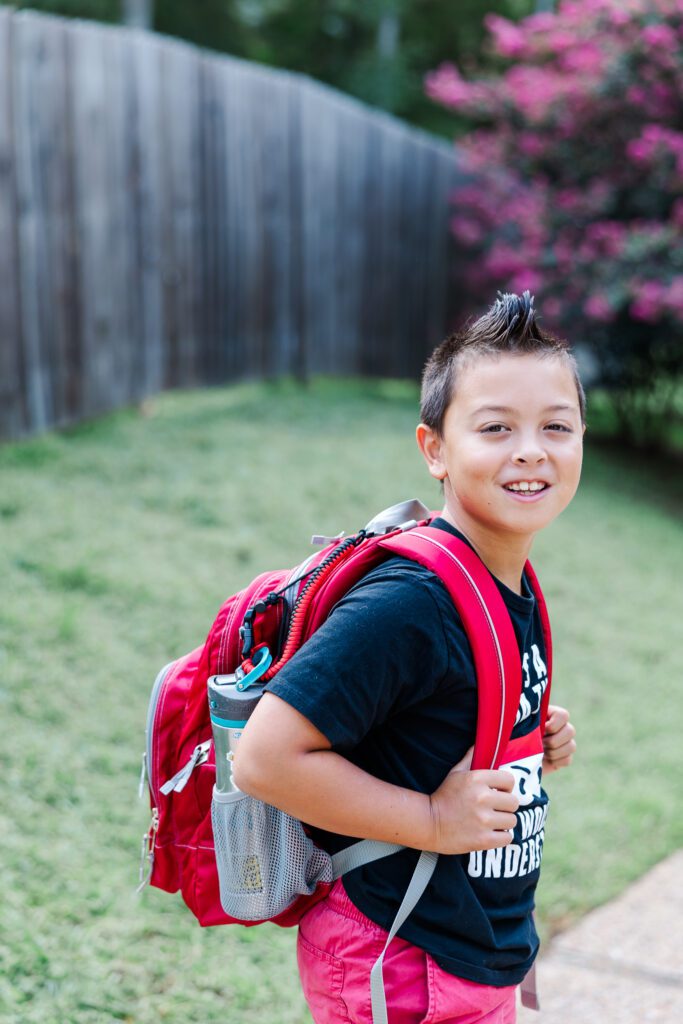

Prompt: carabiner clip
xmin=235 ymin=644 xmax=272 ymax=691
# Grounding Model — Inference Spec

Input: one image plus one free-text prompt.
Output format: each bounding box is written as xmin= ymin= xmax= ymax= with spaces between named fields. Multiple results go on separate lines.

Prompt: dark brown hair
xmin=420 ymin=291 xmax=586 ymax=436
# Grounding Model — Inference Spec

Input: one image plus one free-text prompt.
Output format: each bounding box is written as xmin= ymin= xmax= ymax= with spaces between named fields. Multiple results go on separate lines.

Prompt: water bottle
xmin=207 ymin=674 xmax=266 ymax=794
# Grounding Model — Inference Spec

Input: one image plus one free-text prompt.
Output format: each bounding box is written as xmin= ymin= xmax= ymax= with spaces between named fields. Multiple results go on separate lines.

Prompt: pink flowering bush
xmin=426 ymin=0 xmax=683 ymax=446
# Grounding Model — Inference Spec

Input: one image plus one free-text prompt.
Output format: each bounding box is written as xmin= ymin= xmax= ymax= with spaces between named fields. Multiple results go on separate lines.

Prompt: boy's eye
xmin=480 ymin=422 xmax=573 ymax=434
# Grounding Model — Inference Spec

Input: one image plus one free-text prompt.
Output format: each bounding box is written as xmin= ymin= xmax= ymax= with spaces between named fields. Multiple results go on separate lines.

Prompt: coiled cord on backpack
xmin=259 ymin=531 xmax=367 ymax=682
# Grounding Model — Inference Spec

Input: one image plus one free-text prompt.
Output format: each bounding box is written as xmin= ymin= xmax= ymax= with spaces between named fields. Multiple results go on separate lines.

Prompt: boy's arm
xmin=542 ymin=704 xmax=577 ymax=773
xmin=232 ymin=692 xmax=520 ymax=857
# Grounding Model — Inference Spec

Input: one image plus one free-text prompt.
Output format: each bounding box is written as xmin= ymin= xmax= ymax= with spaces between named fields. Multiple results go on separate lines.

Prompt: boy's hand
xmin=542 ymin=704 xmax=576 ymax=774
xmin=429 ymin=748 xmax=520 ymax=856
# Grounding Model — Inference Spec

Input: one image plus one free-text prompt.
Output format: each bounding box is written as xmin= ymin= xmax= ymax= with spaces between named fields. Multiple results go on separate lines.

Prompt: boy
xmin=234 ymin=292 xmax=581 ymax=1023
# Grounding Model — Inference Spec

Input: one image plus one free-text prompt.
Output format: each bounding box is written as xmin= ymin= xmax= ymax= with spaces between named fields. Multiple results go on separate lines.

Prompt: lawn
xmin=1 ymin=378 xmax=681 ymax=1023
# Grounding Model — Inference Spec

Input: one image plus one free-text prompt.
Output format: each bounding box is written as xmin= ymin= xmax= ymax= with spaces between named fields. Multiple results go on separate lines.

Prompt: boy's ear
xmin=416 ymin=423 xmax=447 ymax=481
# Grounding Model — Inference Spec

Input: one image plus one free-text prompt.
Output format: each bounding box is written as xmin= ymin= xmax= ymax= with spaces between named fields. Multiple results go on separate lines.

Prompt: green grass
xmin=1 ymin=377 xmax=681 ymax=1022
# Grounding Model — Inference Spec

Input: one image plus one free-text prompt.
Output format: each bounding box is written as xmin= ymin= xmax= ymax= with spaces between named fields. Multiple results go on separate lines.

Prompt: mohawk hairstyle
xmin=420 ymin=291 xmax=586 ymax=436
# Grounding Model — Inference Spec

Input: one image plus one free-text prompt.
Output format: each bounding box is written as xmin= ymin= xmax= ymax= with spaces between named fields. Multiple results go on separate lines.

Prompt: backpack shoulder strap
xmin=522 ymin=559 xmax=553 ymax=734
xmin=378 ymin=525 xmax=521 ymax=771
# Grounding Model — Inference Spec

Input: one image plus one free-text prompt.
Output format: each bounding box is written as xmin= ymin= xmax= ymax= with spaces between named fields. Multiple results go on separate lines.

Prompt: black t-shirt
xmin=265 ymin=518 xmax=550 ymax=987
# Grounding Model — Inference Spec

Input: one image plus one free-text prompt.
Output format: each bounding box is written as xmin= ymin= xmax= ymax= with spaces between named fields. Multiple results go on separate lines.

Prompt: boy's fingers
xmin=493 ymin=811 xmax=518 ymax=831
xmin=484 ymin=770 xmax=517 ymax=795
xmin=544 ymin=723 xmax=576 ymax=750
xmin=543 ymin=753 xmax=573 ymax=773
xmin=544 ymin=705 xmax=570 ymax=734
xmin=492 ymin=789 xmax=520 ymax=813
xmin=484 ymin=829 xmax=515 ymax=850
xmin=545 ymin=738 xmax=577 ymax=762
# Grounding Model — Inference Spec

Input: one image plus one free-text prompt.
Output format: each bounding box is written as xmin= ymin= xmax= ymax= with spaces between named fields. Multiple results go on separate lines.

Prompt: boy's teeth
xmin=506 ymin=482 xmax=546 ymax=492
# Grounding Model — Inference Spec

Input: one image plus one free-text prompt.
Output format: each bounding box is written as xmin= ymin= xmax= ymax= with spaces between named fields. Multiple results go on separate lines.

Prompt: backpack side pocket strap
xmin=330 ymin=839 xmax=404 ymax=877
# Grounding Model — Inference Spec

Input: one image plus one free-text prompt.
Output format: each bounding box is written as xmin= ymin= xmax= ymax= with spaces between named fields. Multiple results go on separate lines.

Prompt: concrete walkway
xmin=519 ymin=851 xmax=683 ymax=1023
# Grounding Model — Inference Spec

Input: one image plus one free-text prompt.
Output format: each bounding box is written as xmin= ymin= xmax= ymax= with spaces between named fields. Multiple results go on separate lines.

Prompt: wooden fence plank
xmin=250 ymin=65 xmax=295 ymax=379
xmin=158 ymin=36 xmax=202 ymax=388
xmin=24 ymin=13 xmax=80 ymax=428
xmin=300 ymin=78 xmax=339 ymax=375
xmin=13 ymin=12 xmax=56 ymax=432
xmin=0 ymin=10 xmax=25 ymax=438
xmin=330 ymin=95 xmax=369 ymax=376
xmin=0 ymin=10 xmax=460 ymax=440
xmin=70 ymin=22 xmax=117 ymax=417
xmin=128 ymin=30 xmax=164 ymax=398
xmin=198 ymin=53 xmax=229 ymax=383
xmin=105 ymin=28 xmax=136 ymax=411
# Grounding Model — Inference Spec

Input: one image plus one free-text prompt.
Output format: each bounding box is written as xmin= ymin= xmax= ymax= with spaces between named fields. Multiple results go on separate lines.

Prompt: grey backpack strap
xmin=369 ymin=850 xmax=438 ymax=1024
xmin=330 ymin=839 xmax=404 ymax=878
xmin=520 ymin=961 xmax=539 ymax=1010
xmin=330 ymin=840 xmax=439 ymax=1024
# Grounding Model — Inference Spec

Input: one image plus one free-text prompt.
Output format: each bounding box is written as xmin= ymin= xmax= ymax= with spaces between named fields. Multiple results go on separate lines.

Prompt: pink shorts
xmin=297 ymin=879 xmax=517 ymax=1024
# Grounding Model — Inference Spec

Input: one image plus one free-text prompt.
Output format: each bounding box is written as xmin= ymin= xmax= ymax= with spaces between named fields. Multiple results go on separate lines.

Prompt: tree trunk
xmin=376 ymin=9 xmax=399 ymax=60
xmin=123 ymin=0 xmax=153 ymax=31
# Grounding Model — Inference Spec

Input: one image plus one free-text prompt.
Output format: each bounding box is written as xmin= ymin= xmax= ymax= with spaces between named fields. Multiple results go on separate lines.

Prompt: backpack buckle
xmin=239 ymin=594 xmax=282 ymax=658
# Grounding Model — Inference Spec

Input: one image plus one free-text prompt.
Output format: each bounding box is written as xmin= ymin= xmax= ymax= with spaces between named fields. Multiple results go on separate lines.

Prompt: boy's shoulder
xmin=345 ymin=517 xmax=473 ymax=615
xmin=338 ymin=549 xmax=470 ymax=656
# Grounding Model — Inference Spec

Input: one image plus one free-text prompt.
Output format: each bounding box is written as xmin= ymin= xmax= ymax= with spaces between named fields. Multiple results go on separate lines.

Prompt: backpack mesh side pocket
xmin=211 ymin=789 xmax=333 ymax=921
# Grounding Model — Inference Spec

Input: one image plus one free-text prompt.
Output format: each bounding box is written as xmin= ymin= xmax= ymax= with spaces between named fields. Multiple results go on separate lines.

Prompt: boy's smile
xmin=417 ymin=352 xmax=584 ymax=584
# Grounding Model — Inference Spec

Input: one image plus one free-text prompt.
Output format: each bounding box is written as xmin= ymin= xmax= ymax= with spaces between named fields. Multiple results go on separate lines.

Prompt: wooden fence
xmin=0 ymin=9 xmax=460 ymax=441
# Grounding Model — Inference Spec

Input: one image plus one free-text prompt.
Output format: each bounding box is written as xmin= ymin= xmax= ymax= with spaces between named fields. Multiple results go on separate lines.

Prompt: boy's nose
xmin=512 ymin=441 xmax=547 ymax=464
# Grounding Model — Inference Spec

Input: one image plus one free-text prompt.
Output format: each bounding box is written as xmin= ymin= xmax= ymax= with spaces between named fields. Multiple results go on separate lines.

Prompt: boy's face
xmin=418 ymin=353 xmax=584 ymax=543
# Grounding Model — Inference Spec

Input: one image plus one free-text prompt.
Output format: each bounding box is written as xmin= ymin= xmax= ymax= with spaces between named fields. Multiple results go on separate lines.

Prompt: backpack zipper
xmin=137 ymin=806 xmax=159 ymax=892
xmin=159 ymin=739 xmax=212 ymax=794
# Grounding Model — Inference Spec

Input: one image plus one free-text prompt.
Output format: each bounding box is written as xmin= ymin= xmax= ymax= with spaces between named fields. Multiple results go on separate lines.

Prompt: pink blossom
xmin=627 ymin=124 xmax=683 ymax=167
xmin=559 ymin=43 xmax=605 ymax=76
xmin=505 ymin=66 xmax=570 ymax=120
xmin=542 ymin=297 xmax=564 ymax=322
xmin=556 ymin=188 xmax=582 ymax=212
xmin=510 ymin=269 xmax=543 ymax=295
xmin=627 ymin=138 xmax=652 ymax=162
xmin=584 ymin=293 xmax=616 ymax=322
xmin=424 ymin=63 xmax=470 ymax=109
xmin=641 ymin=23 xmax=678 ymax=51
xmin=672 ymin=198 xmax=683 ymax=228
xmin=610 ymin=7 xmax=632 ymax=26
xmin=664 ymin=276 xmax=683 ymax=318
xmin=519 ymin=132 xmax=545 ymax=158
xmin=523 ymin=12 xmax=557 ymax=33
xmin=541 ymin=30 xmax=577 ymax=55
xmin=585 ymin=221 xmax=627 ymax=257
xmin=424 ymin=64 xmax=495 ymax=113
xmin=485 ymin=14 xmax=527 ymax=58
xmin=630 ymin=280 xmax=667 ymax=322
xmin=486 ymin=242 xmax=526 ymax=279
xmin=626 ymin=85 xmax=648 ymax=107
xmin=450 ymin=216 xmax=485 ymax=246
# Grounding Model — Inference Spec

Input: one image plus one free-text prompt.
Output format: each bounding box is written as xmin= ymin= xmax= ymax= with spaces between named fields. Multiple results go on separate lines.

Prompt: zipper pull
xmin=159 ymin=740 xmax=212 ymax=795
xmin=311 ymin=530 xmax=345 ymax=547
xmin=138 ymin=751 xmax=147 ymax=799
xmin=136 ymin=807 xmax=159 ymax=893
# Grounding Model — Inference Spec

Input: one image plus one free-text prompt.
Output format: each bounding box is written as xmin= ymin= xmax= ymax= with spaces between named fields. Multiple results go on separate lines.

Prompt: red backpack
xmin=138 ymin=500 xmax=551 ymax=1013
